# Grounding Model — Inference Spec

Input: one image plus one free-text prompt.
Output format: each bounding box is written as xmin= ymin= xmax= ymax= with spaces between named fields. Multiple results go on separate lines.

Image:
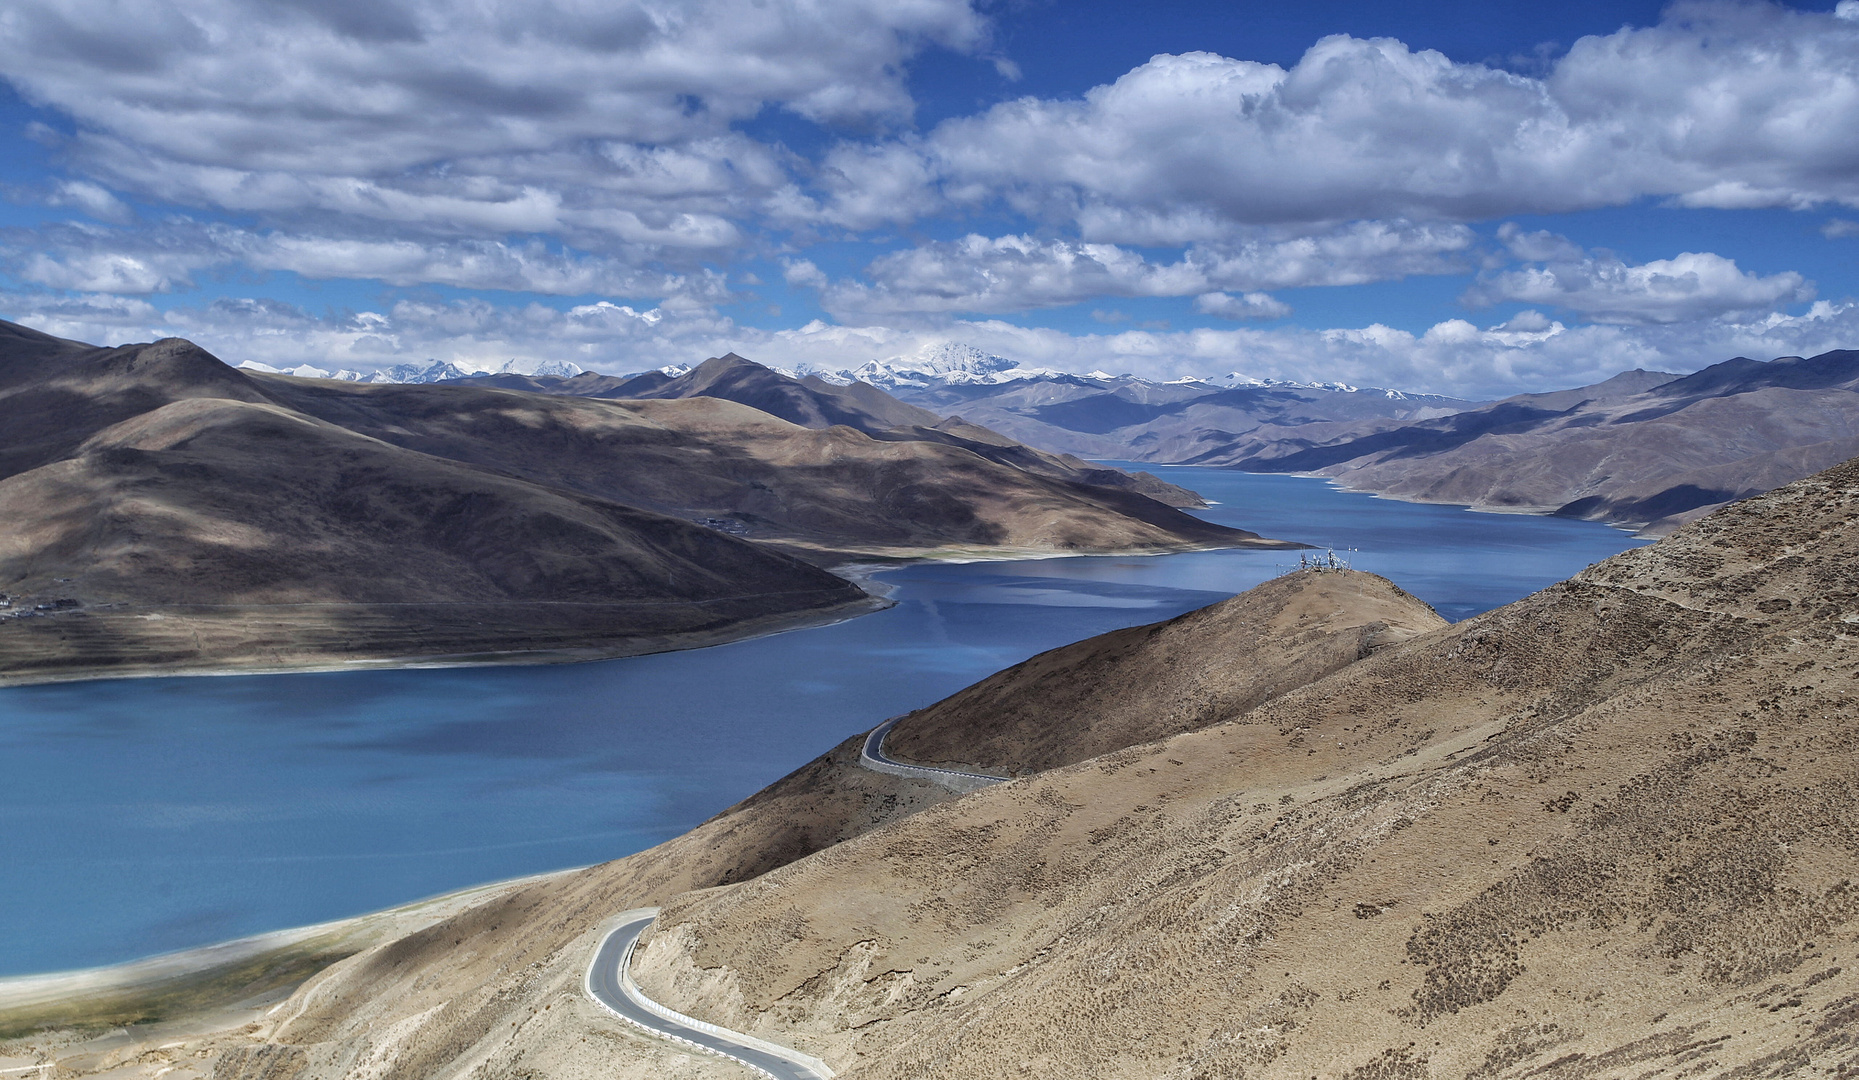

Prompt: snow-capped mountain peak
xmin=904 ymin=341 xmax=1020 ymax=378
xmin=795 ymin=342 xmax=1071 ymax=390
xmin=1211 ymin=371 xmax=1378 ymax=394
xmin=236 ymin=360 xmax=361 ymax=381
xmin=498 ymin=357 xmax=586 ymax=378
xmin=362 ymin=359 xmax=473 ymax=384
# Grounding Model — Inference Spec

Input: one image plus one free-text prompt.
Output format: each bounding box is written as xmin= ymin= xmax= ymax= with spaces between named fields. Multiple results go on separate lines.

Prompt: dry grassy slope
xmin=894 ymin=416 xmax=1208 ymax=508
xmin=886 ymin=569 xmax=1445 ymax=775
xmin=168 ymin=742 xmax=960 ymax=1080
xmin=621 ymin=455 xmax=1859 ymax=1079
xmin=1323 ymin=384 xmax=1859 ymax=519
xmin=255 ymin=378 xmax=1275 ymax=557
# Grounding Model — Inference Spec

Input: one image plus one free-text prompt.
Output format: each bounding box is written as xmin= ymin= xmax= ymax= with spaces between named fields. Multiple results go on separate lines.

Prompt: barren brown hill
xmin=619 ymin=352 xmax=946 ymax=433
xmin=0 ymin=324 xmax=269 ymax=480
xmin=0 ymin=394 xmax=873 ymax=683
xmin=562 ymin=569 xmax=1447 ymax=900
xmin=886 ymin=568 xmax=1445 ymax=775
xmin=249 ymin=379 xmax=1269 ymax=559
xmin=0 ymin=320 xmax=1284 ymax=682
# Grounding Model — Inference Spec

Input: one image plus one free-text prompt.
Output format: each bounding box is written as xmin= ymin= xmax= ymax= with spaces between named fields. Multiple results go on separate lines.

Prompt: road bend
xmin=586 ymin=909 xmax=834 ymax=1080
xmin=858 ymin=716 xmax=1008 ymax=793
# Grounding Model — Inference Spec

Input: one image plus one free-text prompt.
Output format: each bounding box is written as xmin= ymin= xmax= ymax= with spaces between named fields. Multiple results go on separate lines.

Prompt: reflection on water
xmin=0 ymin=469 xmax=1645 ymax=975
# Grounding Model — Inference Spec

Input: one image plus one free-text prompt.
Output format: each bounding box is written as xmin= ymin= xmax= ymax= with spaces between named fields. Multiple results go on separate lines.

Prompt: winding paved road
xmin=585 ymin=909 xmax=835 ymax=1080
xmin=859 ymin=716 xmax=1008 ymax=792
xmin=588 ymin=720 xmax=1002 ymax=1076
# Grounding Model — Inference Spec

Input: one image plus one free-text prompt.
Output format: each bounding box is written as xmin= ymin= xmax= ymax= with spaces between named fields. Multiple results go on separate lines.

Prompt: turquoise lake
xmin=0 ymin=469 xmax=1648 ymax=976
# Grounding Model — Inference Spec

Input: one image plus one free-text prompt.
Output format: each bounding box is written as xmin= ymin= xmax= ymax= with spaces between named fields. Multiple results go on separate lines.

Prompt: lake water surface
xmin=0 ymin=469 xmax=1647 ymax=975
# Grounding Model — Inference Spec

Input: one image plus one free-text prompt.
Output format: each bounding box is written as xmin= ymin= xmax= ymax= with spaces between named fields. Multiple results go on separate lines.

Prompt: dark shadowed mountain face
xmin=0 ymin=320 xmax=1287 ymax=682
xmin=451 ymin=352 xmax=1212 ymax=508
xmin=1218 ymin=351 xmax=1859 ymax=534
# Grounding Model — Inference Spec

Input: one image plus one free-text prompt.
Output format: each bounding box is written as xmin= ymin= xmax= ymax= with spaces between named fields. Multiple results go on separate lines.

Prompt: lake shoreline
xmin=0 ymin=538 xmax=1277 ymax=690
xmin=0 ymin=592 xmax=892 ymax=692
xmin=0 ymin=866 xmax=580 ymax=1039
xmin=1227 ymin=465 xmax=1679 ymax=538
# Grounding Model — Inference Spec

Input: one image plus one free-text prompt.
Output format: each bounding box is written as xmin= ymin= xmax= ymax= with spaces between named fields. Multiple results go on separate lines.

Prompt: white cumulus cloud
xmin=812 ymin=221 xmax=1471 ymax=317
xmin=1466 ymin=229 xmax=1814 ymax=323
xmin=0 ymin=0 xmax=986 ymax=248
xmin=2 ymin=220 xmax=724 ymax=301
xmin=1194 ymin=292 xmax=1292 ymax=321
xmin=0 ymin=0 xmax=986 ymax=173
xmin=839 ymin=3 xmax=1859 ymax=240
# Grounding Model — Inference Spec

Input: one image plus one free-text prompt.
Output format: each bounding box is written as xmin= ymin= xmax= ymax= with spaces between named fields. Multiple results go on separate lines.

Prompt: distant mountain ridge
xmin=236 ymin=356 xmax=585 ymax=384
xmin=779 ymin=344 xmax=1859 ymax=537
xmin=788 ymin=340 xmax=1441 ymax=399
xmin=1218 ymin=350 xmax=1859 ymax=534
xmin=239 ymin=337 xmax=1858 ymax=535
xmin=443 ymin=352 xmax=1214 ymax=509
xmin=870 ymin=364 xmax=1474 ymax=462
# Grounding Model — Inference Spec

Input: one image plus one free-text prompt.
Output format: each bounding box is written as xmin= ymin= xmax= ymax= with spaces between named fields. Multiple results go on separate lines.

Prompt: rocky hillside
xmin=885 ymin=568 xmax=1445 ymax=775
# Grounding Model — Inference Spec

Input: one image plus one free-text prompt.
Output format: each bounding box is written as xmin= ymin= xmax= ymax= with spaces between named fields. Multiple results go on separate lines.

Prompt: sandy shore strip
xmin=0 ymin=867 xmax=580 ymax=1039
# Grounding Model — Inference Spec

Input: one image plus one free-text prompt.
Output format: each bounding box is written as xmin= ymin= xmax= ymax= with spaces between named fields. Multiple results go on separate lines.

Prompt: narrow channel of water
xmin=0 ymin=469 xmax=1646 ymax=975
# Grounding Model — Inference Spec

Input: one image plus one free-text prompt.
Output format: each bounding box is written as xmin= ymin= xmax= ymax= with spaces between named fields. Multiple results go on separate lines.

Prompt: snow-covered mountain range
xmin=787 ymin=341 xmax=1431 ymax=400
xmin=795 ymin=342 xmax=1065 ymax=389
xmin=237 ymin=340 xmax=1429 ymax=400
xmin=237 ymin=356 xmax=585 ymax=383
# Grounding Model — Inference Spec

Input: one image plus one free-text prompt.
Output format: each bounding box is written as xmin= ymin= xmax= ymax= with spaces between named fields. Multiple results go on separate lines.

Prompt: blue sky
xmin=1 ymin=0 xmax=1857 ymax=396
